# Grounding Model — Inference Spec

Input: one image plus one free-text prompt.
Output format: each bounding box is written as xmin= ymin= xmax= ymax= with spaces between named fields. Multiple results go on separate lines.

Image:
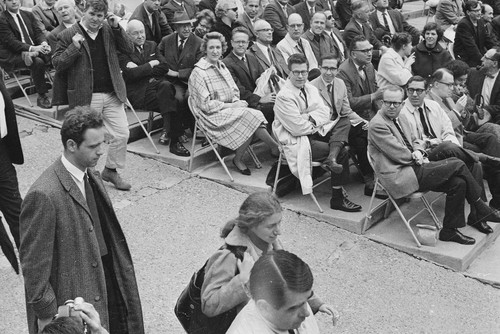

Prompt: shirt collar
xmin=80 ymin=21 xmax=101 ymax=36
xmin=404 ymin=98 xmax=424 ymax=113
xmin=61 ymin=154 xmax=86 ymax=182
xmin=7 ymin=9 xmax=20 ymax=16
xmin=321 ymin=76 xmax=333 ymax=87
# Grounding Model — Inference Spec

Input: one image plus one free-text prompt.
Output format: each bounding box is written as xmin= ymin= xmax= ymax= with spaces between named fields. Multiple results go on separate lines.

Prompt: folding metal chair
xmin=187 ymin=97 xmax=261 ymax=181
xmin=1 ymin=66 xmax=54 ymax=107
xmin=364 ymin=153 xmax=442 ymax=247
xmin=272 ymin=143 xmax=331 ymax=213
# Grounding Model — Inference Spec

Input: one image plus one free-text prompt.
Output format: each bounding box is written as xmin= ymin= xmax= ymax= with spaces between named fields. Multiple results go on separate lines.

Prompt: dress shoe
xmin=233 ymin=159 xmax=251 ymax=175
xmin=479 ymin=154 xmax=500 ymax=168
xmin=321 ymin=159 xmax=343 ymax=174
xmin=439 ymin=228 xmax=475 ymax=245
xmin=201 ymin=138 xmax=209 ymax=147
xmin=158 ymin=131 xmax=170 ymax=146
xmin=330 ymin=188 xmax=362 ymax=212
xmin=475 ymin=200 xmax=500 ymax=223
xmin=364 ymin=185 xmax=389 ymax=199
xmin=37 ymin=94 xmax=51 ymax=109
xmin=170 ymin=141 xmax=190 ymax=157
xmin=468 ymin=221 xmax=493 ymax=234
xmin=179 ymin=134 xmax=189 ymax=143
xmin=101 ymin=168 xmax=131 ymax=191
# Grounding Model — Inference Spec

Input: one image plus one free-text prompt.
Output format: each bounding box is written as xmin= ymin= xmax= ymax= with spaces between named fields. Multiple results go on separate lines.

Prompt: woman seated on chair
xmin=188 ymin=32 xmax=279 ymax=175
xmin=199 ymin=192 xmax=336 ymax=332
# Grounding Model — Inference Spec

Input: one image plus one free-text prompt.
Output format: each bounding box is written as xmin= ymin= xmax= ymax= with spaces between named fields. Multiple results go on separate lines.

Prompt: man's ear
xmin=66 ymin=139 xmax=78 ymax=152
xmin=256 ymin=299 xmax=274 ymax=314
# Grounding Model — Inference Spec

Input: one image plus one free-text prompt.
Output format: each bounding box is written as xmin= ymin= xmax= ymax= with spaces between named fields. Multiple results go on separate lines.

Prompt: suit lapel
xmin=490 ymin=75 xmax=500 ymax=101
xmin=54 ymin=159 xmax=91 ymax=218
xmin=232 ymin=53 xmax=250 ymax=76
xmin=318 ymin=79 xmax=332 ymax=108
xmin=6 ymin=12 xmax=21 ymax=38
xmin=252 ymin=44 xmax=271 ymax=68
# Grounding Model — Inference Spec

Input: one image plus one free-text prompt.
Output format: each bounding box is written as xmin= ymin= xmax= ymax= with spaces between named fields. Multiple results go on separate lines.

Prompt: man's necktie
xmin=358 ymin=65 xmax=366 ymax=80
xmin=50 ymin=7 xmax=59 ymax=26
xmin=310 ymin=6 xmax=314 ymax=16
xmin=17 ymin=14 xmax=33 ymax=45
xmin=178 ymin=39 xmax=185 ymax=56
xmin=151 ymin=13 xmax=157 ymax=35
xmin=418 ymin=107 xmax=436 ymax=138
xmin=282 ymin=5 xmax=288 ymax=18
xmin=382 ymin=12 xmax=391 ymax=33
xmin=327 ymin=83 xmax=338 ymax=119
xmin=288 ymin=330 xmax=296 ymax=334
xmin=296 ymin=38 xmax=304 ymax=54
xmin=393 ymin=119 xmax=413 ymax=152
xmin=84 ymin=173 xmax=108 ymax=256
xmin=300 ymin=87 xmax=308 ymax=108
xmin=242 ymin=55 xmax=249 ymax=72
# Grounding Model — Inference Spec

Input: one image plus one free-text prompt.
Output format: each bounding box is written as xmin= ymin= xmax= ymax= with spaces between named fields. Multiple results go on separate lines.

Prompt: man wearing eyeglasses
xmin=274 ymin=53 xmax=362 ymax=212
xmin=368 ymin=85 xmax=500 ymax=245
xmin=302 ymin=12 xmax=340 ymax=65
xmin=293 ymin=0 xmax=321 ymax=31
xmin=454 ymin=0 xmax=497 ymax=67
xmin=323 ymin=9 xmax=346 ymax=63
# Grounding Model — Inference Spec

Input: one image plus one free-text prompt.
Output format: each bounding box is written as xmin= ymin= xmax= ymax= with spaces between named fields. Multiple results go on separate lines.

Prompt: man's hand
xmin=237 ymin=252 xmax=255 ymax=283
xmin=412 ymin=150 xmax=425 ymax=165
xmin=126 ymin=62 xmax=138 ymax=68
xmin=72 ymin=33 xmax=84 ymax=49
xmin=37 ymin=317 xmax=53 ymax=332
xmin=404 ymin=52 xmax=415 ymax=68
xmin=455 ymin=95 xmax=468 ymax=112
xmin=106 ymin=12 xmax=120 ymax=28
xmin=259 ymin=93 xmax=276 ymax=104
xmin=167 ymin=69 xmax=179 ymax=77
xmin=371 ymin=88 xmax=384 ymax=101
xmin=73 ymin=297 xmax=109 ymax=334
xmin=318 ymin=304 xmax=340 ymax=326
xmin=426 ymin=138 xmax=440 ymax=149
xmin=362 ymin=120 xmax=369 ymax=131
xmin=40 ymin=41 xmax=51 ymax=54
xmin=149 ymin=60 xmax=160 ymax=67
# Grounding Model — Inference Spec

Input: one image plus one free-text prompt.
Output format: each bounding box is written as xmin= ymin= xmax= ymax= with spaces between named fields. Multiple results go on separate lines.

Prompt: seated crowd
xmin=1 ymin=0 xmax=500 ymax=231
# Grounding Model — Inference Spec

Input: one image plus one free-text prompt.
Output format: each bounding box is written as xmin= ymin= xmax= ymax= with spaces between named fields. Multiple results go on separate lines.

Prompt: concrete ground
xmin=2 ymin=115 xmax=500 ymax=333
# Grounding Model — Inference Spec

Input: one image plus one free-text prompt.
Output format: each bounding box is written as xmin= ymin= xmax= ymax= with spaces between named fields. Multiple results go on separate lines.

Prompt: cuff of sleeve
xmin=31 ymin=292 xmax=58 ymax=319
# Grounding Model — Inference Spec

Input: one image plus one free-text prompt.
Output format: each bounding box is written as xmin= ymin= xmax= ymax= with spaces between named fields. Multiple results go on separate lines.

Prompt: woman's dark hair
xmin=445 ymin=59 xmax=471 ymax=79
xmin=391 ymin=32 xmax=412 ymax=51
xmin=422 ymin=22 xmax=444 ymax=42
xmin=195 ymin=9 xmax=216 ymax=27
xmin=220 ymin=192 xmax=282 ymax=238
xmin=200 ymin=32 xmax=228 ymax=55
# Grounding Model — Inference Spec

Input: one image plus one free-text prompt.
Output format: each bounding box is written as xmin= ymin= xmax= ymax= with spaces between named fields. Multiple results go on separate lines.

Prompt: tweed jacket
xmin=368 ymin=111 xmax=420 ymax=199
xmin=301 ymin=29 xmax=339 ymax=64
xmin=223 ymin=52 xmax=264 ymax=108
xmin=157 ymin=32 xmax=203 ymax=83
xmin=20 ymin=159 xmax=144 ymax=334
xmin=368 ymin=9 xmax=420 ymax=45
xmin=310 ymin=76 xmax=365 ymax=124
xmin=237 ymin=11 xmax=258 ymax=42
xmin=161 ymin=0 xmax=197 ymax=23
xmin=1 ymin=80 xmax=23 ymax=164
xmin=276 ymin=34 xmax=318 ymax=69
xmin=247 ymin=42 xmax=290 ymax=78
xmin=293 ymin=1 xmax=323 ymax=31
xmin=435 ymin=0 xmax=464 ymax=29
xmin=466 ymin=68 xmax=500 ymax=123
xmin=119 ymin=40 xmax=160 ymax=109
xmin=262 ymin=0 xmax=295 ymax=45
xmin=0 ymin=9 xmax=46 ymax=67
xmin=31 ymin=3 xmax=61 ymax=34
xmin=343 ymin=18 xmax=384 ymax=58
xmin=52 ymin=22 xmax=134 ymax=107
xmin=337 ymin=58 xmax=379 ymax=121
xmin=454 ymin=16 xmax=495 ymax=67
xmin=47 ymin=23 xmax=68 ymax=51
xmin=129 ymin=3 xmax=172 ymax=44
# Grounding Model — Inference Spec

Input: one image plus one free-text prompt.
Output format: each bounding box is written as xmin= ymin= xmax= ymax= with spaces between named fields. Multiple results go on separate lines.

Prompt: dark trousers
xmin=12 ymin=54 xmax=48 ymax=95
xmin=463 ymin=131 xmax=500 ymax=208
xmin=414 ymin=158 xmax=483 ymax=229
xmin=348 ymin=122 xmax=373 ymax=177
xmin=258 ymin=102 xmax=274 ymax=126
xmin=0 ymin=142 xmax=21 ymax=272
xmin=102 ymin=254 xmax=129 ymax=334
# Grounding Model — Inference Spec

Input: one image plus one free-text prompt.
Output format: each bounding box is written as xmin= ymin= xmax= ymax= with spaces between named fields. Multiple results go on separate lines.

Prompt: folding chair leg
xmin=421 ymin=196 xmax=442 ymax=230
xmin=12 ymin=72 xmax=33 ymax=107
xmin=188 ymin=123 xmax=198 ymax=172
xmin=211 ymin=145 xmax=234 ymax=182
xmin=247 ymin=146 xmax=262 ymax=169
xmin=390 ymin=197 xmax=422 ymax=247
xmin=272 ymin=153 xmax=283 ymax=194
xmin=363 ymin=179 xmax=380 ymax=232
xmin=309 ymin=192 xmax=324 ymax=213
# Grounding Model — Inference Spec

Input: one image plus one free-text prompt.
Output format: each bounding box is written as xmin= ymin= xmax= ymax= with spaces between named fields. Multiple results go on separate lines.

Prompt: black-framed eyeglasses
xmin=291 ymin=70 xmax=308 ymax=77
xmin=321 ymin=66 xmax=337 ymax=72
xmin=437 ymin=81 xmax=454 ymax=88
xmin=353 ymin=48 xmax=373 ymax=53
xmin=256 ymin=28 xmax=274 ymax=32
xmin=407 ymin=88 xmax=425 ymax=95
xmin=229 ymin=7 xmax=238 ymax=12
xmin=232 ymin=40 xmax=249 ymax=44
xmin=383 ymin=100 xmax=403 ymax=107
xmin=289 ymin=24 xmax=303 ymax=28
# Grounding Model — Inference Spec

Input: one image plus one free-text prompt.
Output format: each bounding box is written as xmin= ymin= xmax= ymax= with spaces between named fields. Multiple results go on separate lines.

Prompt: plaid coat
xmin=188 ymin=58 xmax=266 ymax=150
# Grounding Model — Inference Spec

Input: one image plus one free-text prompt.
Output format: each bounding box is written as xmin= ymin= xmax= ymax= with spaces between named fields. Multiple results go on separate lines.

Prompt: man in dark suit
xmin=32 ymin=0 xmax=61 ymax=36
xmin=335 ymin=0 xmax=352 ymax=28
xmin=454 ymin=0 xmax=497 ymax=67
xmin=52 ymin=0 xmax=134 ymax=191
xmin=248 ymin=19 xmax=290 ymax=78
xmin=343 ymin=0 xmax=387 ymax=61
xmin=324 ymin=9 xmax=347 ymax=62
xmin=262 ymin=0 xmax=295 ymax=45
xmin=20 ymin=107 xmax=144 ymax=334
xmin=337 ymin=36 xmax=384 ymax=194
xmin=467 ymin=47 xmax=500 ymax=124
xmin=0 ymin=79 xmax=23 ymax=275
xmin=121 ymin=19 xmax=189 ymax=156
xmin=317 ymin=0 xmax=342 ymax=29
xmin=47 ymin=0 xmax=77 ymax=50
xmin=198 ymin=0 xmax=217 ymax=13
xmin=369 ymin=0 xmax=420 ymax=45
xmin=237 ymin=0 xmax=260 ymax=42
xmin=368 ymin=85 xmax=500 ymax=245
xmin=483 ymin=0 xmax=500 ymax=16
xmin=161 ymin=0 xmax=197 ymax=24
xmin=157 ymin=11 xmax=203 ymax=149
xmin=293 ymin=0 xmax=322 ymax=31
xmin=223 ymin=27 xmax=275 ymax=123
xmin=302 ymin=12 xmax=339 ymax=64
xmin=129 ymin=0 xmax=172 ymax=44
xmin=0 ymin=0 xmax=52 ymax=108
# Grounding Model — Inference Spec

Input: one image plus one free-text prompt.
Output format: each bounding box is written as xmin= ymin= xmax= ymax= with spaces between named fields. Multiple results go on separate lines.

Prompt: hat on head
xmin=172 ymin=11 xmax=195 ymax=25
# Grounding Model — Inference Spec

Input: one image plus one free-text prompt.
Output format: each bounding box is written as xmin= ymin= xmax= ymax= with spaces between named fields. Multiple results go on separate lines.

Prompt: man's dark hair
xmin=249 ymin=250 xmax=313 ymax=309
xmin=422 ymin=22 xmax=444 ymax=42
xmin=232 ymin=26 xmax=251 ymax=39
xmin=60 ymin=106 xmax=104 ymax=149
xmin=84 ymin=0 xmax=108 ymax=12
xmin=465 ymin=0 xmax=480 ymax=12
xmin=489 ymin=47 xmax=500 ymax=62
xmin=430 ymin=68 xmax=453 ymax=85
xmin=445 ymin=59 xmax=471 ymax=78
xmin=349 ymin=35 xmax=368 ymax=52
xmin=319 ymin=53 xmax=339 ymax=66
xmin=406 ymin=75 xmax=429 ymax=90
xmin=391 ymin=32 xmax=412 ymax=51
xmin=41 ymin=317 xmax=83 ymax=334
xmin=287 ymin=53 xmax=309 ymax=70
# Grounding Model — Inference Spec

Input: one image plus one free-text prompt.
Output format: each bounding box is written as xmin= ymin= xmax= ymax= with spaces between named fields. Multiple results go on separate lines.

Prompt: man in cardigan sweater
xmin=52 ymin=0 xmax=134 ymax=190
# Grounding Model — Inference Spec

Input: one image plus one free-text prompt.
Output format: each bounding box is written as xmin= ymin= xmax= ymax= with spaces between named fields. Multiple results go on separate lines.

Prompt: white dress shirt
xmin=377 ymin=10 xmax=396 ymax=34
xmin=61 ymin=154 xmax=86 ymax=198
xmin=7 ymin=10 xmax=32 ymax=44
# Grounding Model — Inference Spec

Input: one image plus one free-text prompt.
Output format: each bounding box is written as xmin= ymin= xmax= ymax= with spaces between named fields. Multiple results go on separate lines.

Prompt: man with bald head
xmin=248 ymin=19 xmax=290 ymax=78
xmin=118 ymin=19 xmax=189 ymax=156
xmin=277 ymin=13 xmax=318 ymax=69
xmin=47 ymin=0 xmax=77 ymax=50
xmin=302 ymin=12 xmax=340 ymax=64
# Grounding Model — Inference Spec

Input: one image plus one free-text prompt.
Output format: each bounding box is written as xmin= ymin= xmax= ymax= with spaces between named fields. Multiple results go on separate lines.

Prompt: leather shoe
xmin=179 ymin=134 xmax=189 ymax=143
xmin=364 ymin=185 xmax=389 ymax=199
xmin=233 ymin=159 xmax=251 ymax=175
xmin=321 ymin=159 xmax=343 ymax=174
xmin=475 ymin=200 xmax=500 ymax=223
xmin=439 ymin=228 xmax=475 ymax=245
xmin=483 ymin=156 xmax=500 ymax=168
xmin=468 ymin=221 xmax=493 ymax=234
xmin=330 ymin=188 xmax=362 ymax=212
xmin=37 ymin=94 xmax=51 ymax=109
xmin=170 ymin=141 xmax=190 ymax=157
xmin=101 ymin=168 xmax=131 ymax=191
xmin=158 ymin=131 xmax=170 ymax=145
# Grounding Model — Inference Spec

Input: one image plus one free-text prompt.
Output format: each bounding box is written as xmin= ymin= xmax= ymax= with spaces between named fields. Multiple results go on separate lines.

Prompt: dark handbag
xmin=174 ymin=245 xmax=246 ymax=334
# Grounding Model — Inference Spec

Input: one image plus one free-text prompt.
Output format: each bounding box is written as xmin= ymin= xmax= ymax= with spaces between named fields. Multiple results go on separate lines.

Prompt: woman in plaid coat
xmin=188 ymin=32 xmax=279 ymax=174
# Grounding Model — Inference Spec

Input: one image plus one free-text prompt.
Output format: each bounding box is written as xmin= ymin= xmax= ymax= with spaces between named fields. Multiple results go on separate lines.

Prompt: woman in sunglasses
xmin=213 ymin=0 xmax=242 ymax=57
